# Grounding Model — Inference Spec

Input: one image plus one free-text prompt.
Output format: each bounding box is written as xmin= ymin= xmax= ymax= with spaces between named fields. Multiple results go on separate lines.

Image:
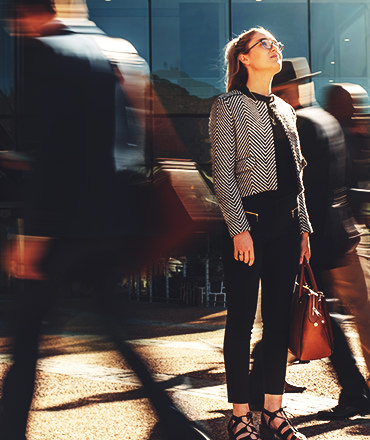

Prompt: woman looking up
xmin=209 ymin=27 xmax=311 ymax=440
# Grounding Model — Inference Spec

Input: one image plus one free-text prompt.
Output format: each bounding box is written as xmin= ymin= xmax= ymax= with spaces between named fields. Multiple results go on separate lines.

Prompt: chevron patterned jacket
xmin=209 ymin=89 xmax=313 ymax=237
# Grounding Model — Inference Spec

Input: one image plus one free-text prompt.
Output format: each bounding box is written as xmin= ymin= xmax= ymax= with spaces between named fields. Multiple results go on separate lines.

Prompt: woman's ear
xmin=239 ymin=55 xmax=249 ymax=65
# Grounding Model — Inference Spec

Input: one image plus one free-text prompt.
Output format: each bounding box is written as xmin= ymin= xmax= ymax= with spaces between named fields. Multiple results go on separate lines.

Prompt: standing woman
xmin=209 ymin=27 xmax=311 ymax=440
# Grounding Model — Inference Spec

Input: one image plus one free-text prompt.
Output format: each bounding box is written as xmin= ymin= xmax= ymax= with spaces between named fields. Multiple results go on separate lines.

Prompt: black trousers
xmin=222 ymin=199 xmax=300 ymax=403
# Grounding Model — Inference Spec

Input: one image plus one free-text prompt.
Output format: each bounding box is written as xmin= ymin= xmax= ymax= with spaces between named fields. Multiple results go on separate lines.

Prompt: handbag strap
xmin=297 ymin=257 xmax=318 ymax=298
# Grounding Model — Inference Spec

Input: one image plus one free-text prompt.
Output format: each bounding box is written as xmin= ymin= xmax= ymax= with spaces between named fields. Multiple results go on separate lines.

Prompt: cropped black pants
xmin=222 ymin=197 xmax=301 ymax=403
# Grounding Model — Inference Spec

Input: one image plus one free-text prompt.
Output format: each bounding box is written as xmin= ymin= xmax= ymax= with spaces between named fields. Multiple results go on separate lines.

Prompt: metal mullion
xmin=229 ymin=0 xmax=232 ymax=40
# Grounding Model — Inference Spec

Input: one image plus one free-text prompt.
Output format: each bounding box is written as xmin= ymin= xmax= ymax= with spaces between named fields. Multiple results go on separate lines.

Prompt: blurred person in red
xmin=0 ymin=1 xmax=211 ymax=439
xmin=272 ymin=58 xmax=370 ymax=420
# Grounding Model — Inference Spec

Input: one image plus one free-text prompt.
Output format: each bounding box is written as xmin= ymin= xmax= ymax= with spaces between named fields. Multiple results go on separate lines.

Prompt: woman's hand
xmin=300 ymin=232 xmax=311 ymax=264
xmin=233 ymin=230 xmax=254 ymax=265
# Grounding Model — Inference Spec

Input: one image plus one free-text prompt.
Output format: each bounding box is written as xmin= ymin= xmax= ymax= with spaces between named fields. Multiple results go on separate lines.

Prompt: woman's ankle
xmin=233 ymin=403 xmax=250 ymax=417
xmin=263 ymin=394 xmax=283 ymax=413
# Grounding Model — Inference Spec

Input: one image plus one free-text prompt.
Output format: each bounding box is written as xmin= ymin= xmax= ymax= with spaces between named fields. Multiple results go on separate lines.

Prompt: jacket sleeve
xmin=298 ymin=190 xmax=313 ymax=234
xmin=209 ymin=96 xmax=250 ymax=237
xmin=289 ymin=104 xmax=313 ymax=234
xmin=296 ymin=119 xmax=313 ymax=234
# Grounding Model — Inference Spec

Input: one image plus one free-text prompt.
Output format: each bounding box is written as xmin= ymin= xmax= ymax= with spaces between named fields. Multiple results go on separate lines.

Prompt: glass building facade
xmin=1 ymin=0 xmax=370 ymax=166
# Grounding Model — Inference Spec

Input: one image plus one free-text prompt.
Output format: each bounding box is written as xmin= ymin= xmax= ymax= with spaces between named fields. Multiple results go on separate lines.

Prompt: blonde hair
xmin=225 ymin=26 xmax=271 ymax=92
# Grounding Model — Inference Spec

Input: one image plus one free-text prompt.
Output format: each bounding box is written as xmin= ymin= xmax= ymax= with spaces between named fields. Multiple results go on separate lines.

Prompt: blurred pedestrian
xmin=272 ymin=58 xmax=370 ymax=420
xmin=209 ymin=27 xmax=311 ymax=440
xmin=324 ymin=83 xmax=370 ymax=189
xmin=0 ymin=1 xmax=211 ymax=439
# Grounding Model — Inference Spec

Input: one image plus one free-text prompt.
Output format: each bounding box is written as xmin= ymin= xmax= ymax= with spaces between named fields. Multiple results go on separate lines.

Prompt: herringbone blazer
xmin=209 ymin=89 xmax=313 ymax=237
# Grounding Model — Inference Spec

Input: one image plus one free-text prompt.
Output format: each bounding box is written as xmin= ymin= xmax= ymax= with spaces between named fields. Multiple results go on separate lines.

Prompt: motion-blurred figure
xmin=324 ymin=82 xmax=370 ymax=231
xmin=324 ymin=83 xmax=370 ymax=189
xmin=272 ymin=58 xmax=370 ymax=420
xmin=0 ymin=1 xmax=210 ymax=439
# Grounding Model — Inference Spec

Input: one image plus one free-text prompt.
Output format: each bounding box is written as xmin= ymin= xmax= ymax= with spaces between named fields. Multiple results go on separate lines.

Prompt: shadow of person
xmin=36 ymin=373 xmax=189 ymax=412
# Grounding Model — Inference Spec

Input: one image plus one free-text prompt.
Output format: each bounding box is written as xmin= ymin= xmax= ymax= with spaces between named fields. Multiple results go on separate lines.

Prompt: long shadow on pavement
xmin=35 ymin=370 xmax=220 ymax=412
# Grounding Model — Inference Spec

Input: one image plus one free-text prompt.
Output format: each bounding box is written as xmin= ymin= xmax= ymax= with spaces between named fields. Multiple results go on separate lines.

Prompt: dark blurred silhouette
xmin=324 ymin=83 xmax=370 ymax=189
xmin=0 ymin=1 xmax=211 ymax=439
xmin=324 ymin=83 xmax=370 ymax=228
xmin=271 ymin=58 xmax=370 ymax=420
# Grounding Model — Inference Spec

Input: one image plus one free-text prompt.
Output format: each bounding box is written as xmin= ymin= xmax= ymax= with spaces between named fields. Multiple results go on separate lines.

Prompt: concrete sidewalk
xmin=0 ymin=298 xmax=369 ymax=439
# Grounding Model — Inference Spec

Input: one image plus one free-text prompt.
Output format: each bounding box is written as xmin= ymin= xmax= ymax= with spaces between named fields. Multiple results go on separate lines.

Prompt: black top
xmin=239 ymin=87 xmax=299 ymax=211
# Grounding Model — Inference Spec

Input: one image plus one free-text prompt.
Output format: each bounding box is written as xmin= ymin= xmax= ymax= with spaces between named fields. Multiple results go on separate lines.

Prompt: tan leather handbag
xmin=289 ymin=258 xmax=334 ymax=361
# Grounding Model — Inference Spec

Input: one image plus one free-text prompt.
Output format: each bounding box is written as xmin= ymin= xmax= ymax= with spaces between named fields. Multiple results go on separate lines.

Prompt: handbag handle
xmin=297 ymin=257 xmax=319 ymax=298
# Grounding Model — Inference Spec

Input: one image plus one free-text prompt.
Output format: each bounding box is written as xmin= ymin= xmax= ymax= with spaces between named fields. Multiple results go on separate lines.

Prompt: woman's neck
xmin=246 ymin=72 xmax=273 ymax=96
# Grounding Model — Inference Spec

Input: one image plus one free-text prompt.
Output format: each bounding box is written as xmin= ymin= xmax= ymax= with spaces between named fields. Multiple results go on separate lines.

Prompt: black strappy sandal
xmin=228 ymin=412 xmax=261 ymax=440
xmin=260 ymin=408 xmax=306 ymax=440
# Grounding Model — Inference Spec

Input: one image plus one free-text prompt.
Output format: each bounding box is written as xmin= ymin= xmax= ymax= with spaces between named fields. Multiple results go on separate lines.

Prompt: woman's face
xmin=239 ymin=31 xmax=283 ymax=76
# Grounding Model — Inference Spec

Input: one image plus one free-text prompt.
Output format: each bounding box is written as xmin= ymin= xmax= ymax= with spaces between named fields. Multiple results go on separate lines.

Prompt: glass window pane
xmin=151 ymin=0 xmax=229 ymax=165
xmin=232 ymin=0 xmax=309 ymax=60
xmin=87 ymin=0 xmax=149 ymax=62
xmin=152 ymin=0 xmax=229 ymax=102
xmin=311 ymin=1 xmax=370 ymax=102
xmin=152 ymin=114 xmax=212 ymax=164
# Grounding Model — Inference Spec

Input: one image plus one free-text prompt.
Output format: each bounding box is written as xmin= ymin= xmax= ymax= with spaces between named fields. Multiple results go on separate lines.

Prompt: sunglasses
xmin=245 ymin=38 xmax=284 ymax=54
